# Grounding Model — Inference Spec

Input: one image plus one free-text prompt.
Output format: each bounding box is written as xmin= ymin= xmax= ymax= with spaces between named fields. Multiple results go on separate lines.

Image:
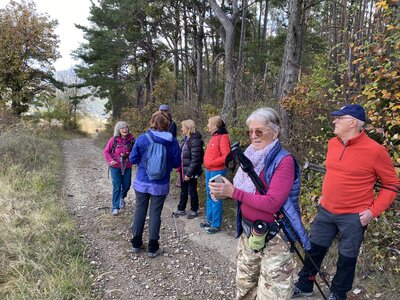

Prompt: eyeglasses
xmin=334 ymin=116 xmax=354 ymax=121
xmin=246 ymin=128 xmax=272 ymax=137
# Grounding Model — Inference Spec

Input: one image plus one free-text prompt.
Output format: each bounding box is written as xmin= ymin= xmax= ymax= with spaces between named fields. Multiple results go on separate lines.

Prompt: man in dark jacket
xmin=159 ymin=104 xmax=177 ymax=138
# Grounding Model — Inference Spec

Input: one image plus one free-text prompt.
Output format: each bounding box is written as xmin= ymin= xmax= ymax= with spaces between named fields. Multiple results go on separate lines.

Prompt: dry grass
xmin=0 ymin=128 xmax=94 ymax=299
xmin=79 ymin=115 xmax=107 ymax=136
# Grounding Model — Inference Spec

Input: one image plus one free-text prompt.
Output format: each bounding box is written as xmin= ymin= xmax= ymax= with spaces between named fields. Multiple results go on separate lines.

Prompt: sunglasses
xmin=246 ymin=128 xmax=271 ymax=137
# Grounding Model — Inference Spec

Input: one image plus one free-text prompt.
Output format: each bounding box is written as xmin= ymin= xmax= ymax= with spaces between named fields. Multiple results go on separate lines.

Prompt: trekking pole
xmin=227 ymin=142 xmax=331 ymax=299
xmin=276 ymin=211 xmax=329 ymax=300
xmin=172 ymin=213 xmax=180 ymax=240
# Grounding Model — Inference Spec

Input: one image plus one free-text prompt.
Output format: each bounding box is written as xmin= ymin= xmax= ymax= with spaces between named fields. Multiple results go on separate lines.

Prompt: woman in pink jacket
xmin=104 ymin=121 xmax=135 ymax=215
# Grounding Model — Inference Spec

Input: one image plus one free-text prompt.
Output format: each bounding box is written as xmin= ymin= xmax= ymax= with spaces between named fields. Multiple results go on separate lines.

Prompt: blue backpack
xmin=144 ymin=133 xmax=167 ymax=180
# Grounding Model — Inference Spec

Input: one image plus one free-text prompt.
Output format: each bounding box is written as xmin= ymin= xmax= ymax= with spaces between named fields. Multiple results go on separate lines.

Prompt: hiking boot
xmin=292 ymin=285 xmax=314 ymax=298
xmin=173 ymin=210 xmax=186 ymax=217
xmin=200 ymin=221 xmax=211 ymax=228
xmin=148 ymin=247 xmax=164 ymax=258
xmin=206 ymin=227 xmax=220 ymax=234
xmin=112 ymin=209 xmax=119 ymax=216
xmin=187 ymin=210 xmax=198 ymax=219
xmin=120 ymin=198 xmax=125 ymax=209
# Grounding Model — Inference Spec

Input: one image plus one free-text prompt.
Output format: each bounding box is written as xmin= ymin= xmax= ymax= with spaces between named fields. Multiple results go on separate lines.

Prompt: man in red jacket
xmin=293 ymin=104 xmax=399 ymax=300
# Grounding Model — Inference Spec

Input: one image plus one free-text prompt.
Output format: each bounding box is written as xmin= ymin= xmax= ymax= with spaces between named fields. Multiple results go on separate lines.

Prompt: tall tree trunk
xmin=133 ymin=60 xmax=143 ymax=109
xmin=238 ymin=0 xmax=248 ymax=103
xmin=183 ymin=6 xmax=190 ymax=102
xmin=261 ymin=0 xmax=269 ymax=75
xmin=195 ymin=2 xmax=205 ymax=106
xmin=261 ymin=0 xmax=269 ymax=40
xmin=276 ymin=0 xmax=307 ymax=135
xmin=111 ymin=67 xmax=122 ymax=119
xmin=209 ymin=0 xmax=239 ymax=121
xmin=173 ymin=6 xmax=180 ymax=104
xmin=258 ymin=0 xmax=262 ymax=42
xmin=211 ymin=28 xmax=218 ymax=101
xmin=204 ymin=28 xmax=211 ymax=101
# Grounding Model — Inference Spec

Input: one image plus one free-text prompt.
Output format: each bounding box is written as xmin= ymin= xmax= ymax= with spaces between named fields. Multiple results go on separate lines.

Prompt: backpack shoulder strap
xmin=217 ymin=134 xmax=225 ymax=156
xmin=111 ymin=137 xmax=117 ymax=154
xmin=145 ymin=133 xmax=153 ymax=143
xmin=130 ymin=138 xmax=135 ymax=150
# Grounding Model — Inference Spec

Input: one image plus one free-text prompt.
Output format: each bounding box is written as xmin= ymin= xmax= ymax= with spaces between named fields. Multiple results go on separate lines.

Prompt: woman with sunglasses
xmin=202 ymin=115 xmax=231 ymax=234
xmin=209 ymin=108 xmax=305 ymax=299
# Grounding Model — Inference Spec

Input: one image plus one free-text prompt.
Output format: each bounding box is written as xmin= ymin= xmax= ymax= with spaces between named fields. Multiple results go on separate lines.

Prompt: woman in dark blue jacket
xmin=129 ymin=111 xmax=181 ymax=258
xmin=173 ymin=119 xmax=204 ymax=219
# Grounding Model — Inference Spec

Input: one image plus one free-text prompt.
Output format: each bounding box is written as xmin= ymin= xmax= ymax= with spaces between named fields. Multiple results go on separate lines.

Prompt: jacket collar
xmin=336 ymin=130 xmax=366 ymax=146
xmin=264 ymin=140 xmax=282 ymax=168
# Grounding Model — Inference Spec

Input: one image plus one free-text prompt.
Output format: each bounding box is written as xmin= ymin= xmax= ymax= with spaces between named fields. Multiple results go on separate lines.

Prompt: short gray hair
xmin=356 ymin=119 xmax=364 ymax=131
xmin=246 ymin=108 xmax=281 ymax=137
xmin=114 ymin=121 xmax=129 ymax=137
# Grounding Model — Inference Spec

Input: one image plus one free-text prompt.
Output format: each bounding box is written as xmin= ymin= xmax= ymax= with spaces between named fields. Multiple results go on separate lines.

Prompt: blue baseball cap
xmin=331 ymin=104 xmax=366 ymax=122
xmin=159 ymin=104 xmax=169 ymax=111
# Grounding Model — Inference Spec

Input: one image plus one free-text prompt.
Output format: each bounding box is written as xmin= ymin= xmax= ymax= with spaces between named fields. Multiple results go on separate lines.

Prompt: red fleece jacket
xmin=321 ymin=131 xmax=399 ymax=217
xmin=203 ymin=133 xmax=231 ymax=170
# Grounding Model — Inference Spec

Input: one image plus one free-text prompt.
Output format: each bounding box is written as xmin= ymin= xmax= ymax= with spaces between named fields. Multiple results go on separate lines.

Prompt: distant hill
xmin=55 ymin=69 xmax=109 ymax=120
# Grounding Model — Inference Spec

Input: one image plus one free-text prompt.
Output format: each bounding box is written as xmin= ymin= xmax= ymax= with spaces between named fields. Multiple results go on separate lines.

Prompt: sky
xmin=0 ymin=0 xmax=92 ymax=71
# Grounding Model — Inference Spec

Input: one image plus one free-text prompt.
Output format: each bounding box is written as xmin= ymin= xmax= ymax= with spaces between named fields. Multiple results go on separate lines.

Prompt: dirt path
xmin=62 ymin=138 xmax=329 ymax=300
xmin=62 ymin=138 xmax=238 ymax=300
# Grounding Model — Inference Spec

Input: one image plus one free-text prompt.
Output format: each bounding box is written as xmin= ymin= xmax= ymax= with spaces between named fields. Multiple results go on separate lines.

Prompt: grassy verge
xmin=0 ymin=127 xmax=94 ymax=299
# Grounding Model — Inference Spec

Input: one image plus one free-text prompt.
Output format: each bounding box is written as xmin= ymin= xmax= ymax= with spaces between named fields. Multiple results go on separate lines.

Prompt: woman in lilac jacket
xmin=104 ymin=121 xmax=135 ymax=216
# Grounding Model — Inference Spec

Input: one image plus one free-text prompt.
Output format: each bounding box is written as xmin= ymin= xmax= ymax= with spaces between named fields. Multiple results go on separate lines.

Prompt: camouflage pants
xmin=236 ymin=232 xmax=296 ymax=300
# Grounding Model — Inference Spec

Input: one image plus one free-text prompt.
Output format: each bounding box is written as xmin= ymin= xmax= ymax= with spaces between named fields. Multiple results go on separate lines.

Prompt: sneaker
xmin=130 ymin=245 xmax=144 ymax=254
xmin=120 ymin=198 xmax=125 ymax=209
xmin=292 ymin=285 xmax=313 ymax=298
xmin=173 ymin=210 xmax=186 ymax=217
xmin=206 ymin=227 xmax=220 ymax=234
xmin=148 ymin=247 xmax=164 ymax=258
xmin=328 ymin=292 xmax=337 ymax=300
xmin=328 ymin=291 xmax=346 ymax=300
xmin=112 ymin=209 xmax=119 ymax=216
xmin=199 ymin=221 xmax=211 ymax=228
xmin=187 ymin=210 xmax=198 ymax=219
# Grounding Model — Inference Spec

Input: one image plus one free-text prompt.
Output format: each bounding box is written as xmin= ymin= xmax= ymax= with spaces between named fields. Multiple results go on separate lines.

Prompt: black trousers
xmin=177 ymin=176 xmax=199 ymax=212
xmin=296 ymin=206 xmax=365 ymax=299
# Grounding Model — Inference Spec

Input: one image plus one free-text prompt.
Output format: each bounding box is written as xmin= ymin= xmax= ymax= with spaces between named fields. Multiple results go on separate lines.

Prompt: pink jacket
xmin=104 ymin=134 xmax=135 ymax=169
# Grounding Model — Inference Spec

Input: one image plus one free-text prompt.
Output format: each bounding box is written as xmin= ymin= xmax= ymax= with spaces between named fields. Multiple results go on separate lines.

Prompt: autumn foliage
xmin=282 ymin=2 xmax=399 ymax=293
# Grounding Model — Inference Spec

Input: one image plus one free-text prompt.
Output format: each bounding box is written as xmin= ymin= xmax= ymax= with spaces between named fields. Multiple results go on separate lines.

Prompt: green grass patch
xmin=0 ymin=128 xmax=94 ymax=299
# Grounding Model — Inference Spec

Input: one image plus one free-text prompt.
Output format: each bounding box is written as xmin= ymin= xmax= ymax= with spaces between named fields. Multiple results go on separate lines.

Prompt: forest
xmin=0 ymin=0 xmax=399 ymax=298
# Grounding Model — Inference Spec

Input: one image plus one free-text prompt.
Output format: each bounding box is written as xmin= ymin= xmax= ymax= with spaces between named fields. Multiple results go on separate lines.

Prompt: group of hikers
xmin=103 ymin=103 xmax=399 ymax=300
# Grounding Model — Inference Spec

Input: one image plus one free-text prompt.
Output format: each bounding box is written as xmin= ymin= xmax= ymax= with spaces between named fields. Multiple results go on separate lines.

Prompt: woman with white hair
xmin=209 ymin=108 xmax=310 ymax=299
xmin=104 ymin=121 xmax=135 ymax=216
